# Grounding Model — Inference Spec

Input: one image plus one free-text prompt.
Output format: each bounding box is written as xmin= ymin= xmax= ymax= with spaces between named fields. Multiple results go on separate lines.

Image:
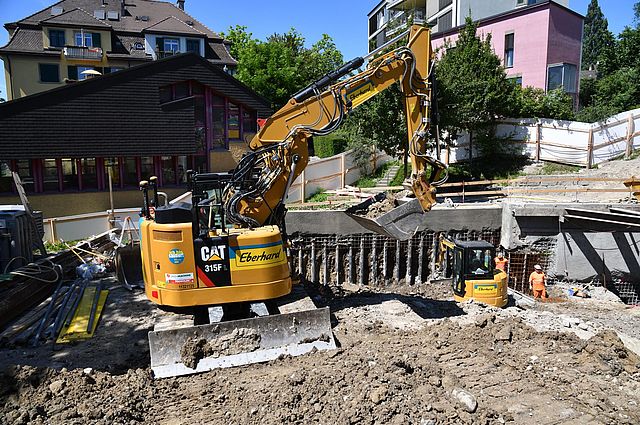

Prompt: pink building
xmin=431 ymin=1 xmax=583 ymax=96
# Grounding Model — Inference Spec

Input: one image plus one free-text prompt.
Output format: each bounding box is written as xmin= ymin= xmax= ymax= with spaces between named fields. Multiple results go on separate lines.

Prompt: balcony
xmin=385 ymin=9 xmax=426 ymax=37
xmin=63 ymin=46 xmax=103 ymax=61
xmin=157 ymin=50 xmax=181 ymax=59
xmin=388 ymin=0 xmax=427 ymax=11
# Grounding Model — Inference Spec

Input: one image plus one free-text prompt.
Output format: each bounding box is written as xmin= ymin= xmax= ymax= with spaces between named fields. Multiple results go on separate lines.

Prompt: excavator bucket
xmin=148 ymin=288 xmax=336 ymax=378
xmin=345 ymin=192 xmax=426 ymax=241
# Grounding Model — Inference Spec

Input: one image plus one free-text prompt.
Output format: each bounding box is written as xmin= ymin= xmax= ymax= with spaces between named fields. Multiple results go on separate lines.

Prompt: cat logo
xmin=200 ymin=245 xmax=226 ymax=262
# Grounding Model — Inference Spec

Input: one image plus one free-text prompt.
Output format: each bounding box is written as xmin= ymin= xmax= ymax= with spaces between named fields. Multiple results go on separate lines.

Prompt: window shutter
xmin=156 ymin=37 xmax=164 ymax=51
xmin=68 ymin=65 xmax=78 ymax=80
xmin=92 ymin=33 xmax=101 ymax=48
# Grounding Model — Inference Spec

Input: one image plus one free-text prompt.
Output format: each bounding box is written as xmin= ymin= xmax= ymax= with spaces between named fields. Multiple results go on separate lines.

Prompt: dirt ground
xmin=1 ymin=279 xmax=639 ymax=425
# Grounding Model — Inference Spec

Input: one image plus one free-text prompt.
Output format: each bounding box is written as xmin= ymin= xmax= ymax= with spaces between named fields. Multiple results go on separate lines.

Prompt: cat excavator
xmin=138 ymin=25 xmax=449 ymax=378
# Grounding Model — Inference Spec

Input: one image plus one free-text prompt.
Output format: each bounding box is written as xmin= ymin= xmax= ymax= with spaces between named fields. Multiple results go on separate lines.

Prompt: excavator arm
xmin=223 ymin=25 xmax=447 ymax=238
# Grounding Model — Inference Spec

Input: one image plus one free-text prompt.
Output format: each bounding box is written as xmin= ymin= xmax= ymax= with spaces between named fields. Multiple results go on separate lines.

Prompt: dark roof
xmin=0 ymin=53 xmax=271 ymax=159
xmin=14 ymin=0 xmax=221 ymax=39
xmin=0 ymin=28 xmax=59 ymax=55
xmin=143 ymin=16 xmax=206 ymax=36
xmin=1 ymin=0 xmax=234 ymax=64
xmin=40 ymin=7 xmax=112 ymax=29
xmin=206 ymin=41 xmax=236 ymax=66
xmin=107 ymin=34 xmax=149 ymax=59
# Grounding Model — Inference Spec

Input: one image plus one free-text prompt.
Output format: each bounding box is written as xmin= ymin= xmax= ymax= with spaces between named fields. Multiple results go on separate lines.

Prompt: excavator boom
xmin=223 ymin=25 xmax=447 ymax=239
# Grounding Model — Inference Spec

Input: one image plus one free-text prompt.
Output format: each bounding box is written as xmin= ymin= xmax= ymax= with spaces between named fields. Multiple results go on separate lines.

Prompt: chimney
xmin=177 ymin=0 xmax=185 ymax=10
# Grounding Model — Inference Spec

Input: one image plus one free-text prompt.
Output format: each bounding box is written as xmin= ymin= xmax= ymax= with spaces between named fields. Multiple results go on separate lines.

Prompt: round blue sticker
xmin=168 ymin=248 xmax=185 ymax=264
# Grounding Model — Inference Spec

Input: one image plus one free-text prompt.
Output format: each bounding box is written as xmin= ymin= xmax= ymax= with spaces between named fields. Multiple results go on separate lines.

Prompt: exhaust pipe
xmin=139 ymin=180 xmax=150 ymax=219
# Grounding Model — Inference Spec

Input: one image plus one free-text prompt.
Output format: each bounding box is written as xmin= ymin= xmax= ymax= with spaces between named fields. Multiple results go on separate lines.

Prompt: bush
xmin=312 ymin=134 xmax=348 ymax=158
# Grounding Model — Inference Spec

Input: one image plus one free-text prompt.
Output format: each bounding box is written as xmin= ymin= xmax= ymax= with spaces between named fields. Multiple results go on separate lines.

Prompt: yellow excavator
xmin=434 ymin=236 xmax=508 ymax=307
xmin=139 ymin=25 xmax=449 ymax=378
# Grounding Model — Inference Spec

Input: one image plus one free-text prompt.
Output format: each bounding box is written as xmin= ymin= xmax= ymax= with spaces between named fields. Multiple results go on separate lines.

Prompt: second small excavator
xmin=138 ymin=25 xmax=449 ymax=378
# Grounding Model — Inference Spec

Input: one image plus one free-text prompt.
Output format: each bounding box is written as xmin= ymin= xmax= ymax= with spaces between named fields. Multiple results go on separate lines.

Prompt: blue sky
xmin=0 ymin=0 xmax=637 ymax=100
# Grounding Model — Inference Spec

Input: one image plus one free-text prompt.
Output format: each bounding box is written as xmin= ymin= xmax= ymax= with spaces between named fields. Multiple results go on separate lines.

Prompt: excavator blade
xmin=345 ymin=192 xmax=426 ymax=241
xmin=149 ymin=306 xmax=336 ymax=378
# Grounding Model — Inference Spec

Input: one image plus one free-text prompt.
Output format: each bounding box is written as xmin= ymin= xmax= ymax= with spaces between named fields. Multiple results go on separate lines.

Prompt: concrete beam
xmin=286 ymin=204 xmax=502 ymax=235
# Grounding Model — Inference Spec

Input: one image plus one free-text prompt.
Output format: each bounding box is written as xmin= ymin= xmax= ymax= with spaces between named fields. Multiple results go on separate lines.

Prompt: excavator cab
xmin=436 ymin=237 xmax=508 ymax=308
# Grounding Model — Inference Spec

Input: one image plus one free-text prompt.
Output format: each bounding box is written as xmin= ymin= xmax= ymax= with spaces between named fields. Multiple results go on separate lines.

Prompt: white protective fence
xmin=286 ymin=150 xmax=391 ymax=203
xmin=444 ymin=108 xmax=640 ymax=167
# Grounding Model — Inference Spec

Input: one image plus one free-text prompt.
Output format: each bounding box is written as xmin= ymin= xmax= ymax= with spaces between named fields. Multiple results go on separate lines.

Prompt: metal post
xmin=311 ymin=240 xmax=317 ymax=283
xmin=322 ymin=239 xmax=328 ymax=286
xmin=406 ymin=237 xmax=413 ymax=285
xmin=395 ymin=239 xmax=401 ymax=282
xmin=371 ymin=236 xmax=378 ymax=284
xmin=348 ymin=236 xmax=354 ymax=284
xmin=383 ymin=239 xmax=389 ymax=283
xmin=298 ymin=245 xmax=303 ymax=281
xmin=416 ymin=233 xmax=424 ymax=285
xmin=522 ymin=253 xmax=529 ymax=293
xmin=335 ymin=236 xmax=341 ymax=286
xmin=359 ymin=235 xmax=365 ymax=286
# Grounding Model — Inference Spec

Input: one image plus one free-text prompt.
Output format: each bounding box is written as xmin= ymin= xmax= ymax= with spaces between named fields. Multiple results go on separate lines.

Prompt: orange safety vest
xmin=494 ymin=257 xmax=508 ymax=271
xmin=529 ymin=271 xmax=546 ymax=290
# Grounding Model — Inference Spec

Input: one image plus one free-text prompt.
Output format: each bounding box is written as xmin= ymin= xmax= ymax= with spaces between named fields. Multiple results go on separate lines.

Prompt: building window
xmin=504 ymin=33 xmax=514 ymax=68
xmin=161 ymin=156 xmax=176 ymax=185
xmin=228 ymin=102 xmax=240 ymax=140
xmin=75 ymin=32 xmax=93 ymax=47
xmin=547 ymin=63 xmax=577 ymax=93
xmin=80 ymin=158 xmax=97 ymax=189
xmin=49 ymin=29 xmax=65 ymax=48
xmin=43 ymin=159 xmax=59 ymax=192
xmin=177 ymin=156 xmax=188 ymax=184
xmin=164 ymin=38 xmax=179 ymax=53
xmin=243 ymin=110 xmax=257 ymax=140
xmin=15 ymin=160 xmax=34 ymax=192
xmin=61 ymin=159 xmax=79 ymax=190
xmin=123 ymin=158 xmax=138 ymax=186
xmin=508 ymin=76 xmax=523 ymax=87
xmin=104 ymin=157 xmax=121 ymax=187
xmin=39 ymin=64 xmax=60 ymax=83
xmin=439 ymin=0 xmax=453 ymax=10
xmin=438 ymin=11 xmax=453 ymax=32
xmin=0 ymin=162 xmax=12 ymax=193
xmin=211 ymin=95 xmax=226 ymax=149
xmin=186 ymin=39 xmax=200 ymax=54
xmin=140 ymin=157 xmax=154 ymax=180
xmin=77 ymin=66 xmax=96 ymax=81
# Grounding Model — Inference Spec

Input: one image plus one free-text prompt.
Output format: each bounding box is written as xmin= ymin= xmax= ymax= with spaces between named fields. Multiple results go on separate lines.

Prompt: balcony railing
xmin=63 ymin=46 xmax=103 ymax=60
xmin=157 ymin=50 xmax=181 ymax=59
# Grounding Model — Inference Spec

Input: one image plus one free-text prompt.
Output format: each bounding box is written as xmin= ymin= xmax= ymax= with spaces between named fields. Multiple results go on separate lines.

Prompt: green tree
xmin=221 ymin=26 xmax=343 ymax=109
xmin=435 ymin=17 xmax=516 ymax=155
xmin=582 ymin=0 xmax=616 ymax=73
xmin=514 ymin=86 xmax=575 ymax=120
xmin=577 ymin=67 xmax=640 ymax=122
xmin=339 ymin=84 xmax=406 ymax=172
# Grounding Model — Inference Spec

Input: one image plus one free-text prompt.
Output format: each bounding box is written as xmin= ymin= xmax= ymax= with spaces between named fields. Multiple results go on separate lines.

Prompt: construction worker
xmin=529 ymin=264 xmax=547 ymax=299
xmin=494 ymin=252 xmax=508 ymax=272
